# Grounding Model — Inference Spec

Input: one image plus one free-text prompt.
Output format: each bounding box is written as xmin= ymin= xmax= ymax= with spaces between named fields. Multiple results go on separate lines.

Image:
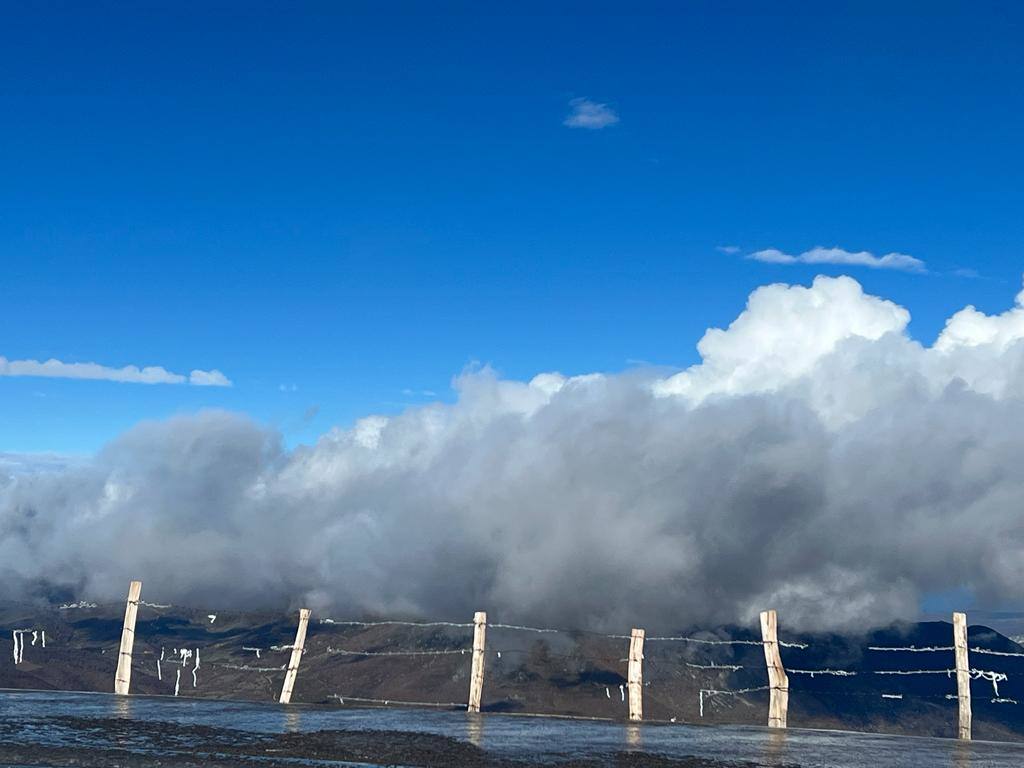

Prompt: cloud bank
xmin=0 ymin=452 xmax=79 ymax=475
xmin=4 ymin=275 xmax=1024 ymax=632
xmin=564 ymin=97 xmax=619 ymax=129
xmin=748 ymin=246 xmax=926 ymax=273
xmin=0 ymin=356 xmax=231 ymax=387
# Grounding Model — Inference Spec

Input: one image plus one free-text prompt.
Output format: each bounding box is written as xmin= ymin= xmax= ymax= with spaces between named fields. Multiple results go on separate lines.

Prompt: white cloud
xmin=563 ymin=97 xmax=619 ymax=129
xmin=747 ymin=246 xmax=926 ymax=273
xmin=11 ymin=276 xmax=1024 ymax=632
xmin=0 ymin=356 xmax=231 ymax=387
xmin=654 ymin=275 xmax=910 ymax=414
xmin=748 ymin=248 xmax=798 ymax=264
xmin=716 ymin=245 xmax=741 ymax=255
xmin=189 ymin=369 xmax=232 ymax=387
xmin=934 ymin=283 xmax=1024 ymax=354
xmin=655 ymin=273 xmax=1024 ymax=424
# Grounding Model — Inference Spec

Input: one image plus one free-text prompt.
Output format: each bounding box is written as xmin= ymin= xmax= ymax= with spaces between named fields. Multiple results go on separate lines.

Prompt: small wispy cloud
xmin=0 ymin=355 xmax=232 ymax=387
xmin=402 ymin=388 xmax=438 ymax=398
xmin=746 ymin=246 xmax=926 ymax=273
xmin=952 ymin=267 xmax=981 ymax=279
xmin=716 ymin=245 xmax=741 ymax=255
xmin=563 ymin=97 xmax=619 ymax=130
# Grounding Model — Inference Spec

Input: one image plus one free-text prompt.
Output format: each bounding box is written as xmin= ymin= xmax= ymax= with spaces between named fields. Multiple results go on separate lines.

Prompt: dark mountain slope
xmin=1 ymin=602 xmax=1021 ymax=742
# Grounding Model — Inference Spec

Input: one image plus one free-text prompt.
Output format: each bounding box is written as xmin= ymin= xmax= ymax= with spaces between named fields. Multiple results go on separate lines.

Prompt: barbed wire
xmin=972 ymin=669 xmax=1008 ymax=696
xmin=644 ymin=635 xmax=809 ymax=649
xmin=211 ymin=663 xmax=286 ymax=672
xmin=325 ymin=647 xmax=469 ymax=657
xmin=791 ymin=688 xmax=970 ymax=702
xmin=488 ymin=648 xmax=628 ymax=664
xmin=685 ymin=662 xmax=744 ymax=671
xmin=788 ymin=668 xmax=857 ymax=677
xmin=487 ymin=623 xmax=800 ymax=647
xmin=971 ymin=647 xmax=1024 ymax=658
xmin=319 ymin=618 xmax=473 ymax=629
xmin=488 ymin=622 xmax=564 ymax=634
xmin=645 ymin=635 xmax=762 ymax=646
xmin=867 ymin=668 xmax=1008 ymax=694
xmin=330 ymin=693 xmax=462 ymax=708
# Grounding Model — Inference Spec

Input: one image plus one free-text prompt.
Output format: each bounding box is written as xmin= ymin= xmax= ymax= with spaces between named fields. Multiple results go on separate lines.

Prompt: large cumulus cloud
xmin=4 ymin=275 xmax=1024 ymax=631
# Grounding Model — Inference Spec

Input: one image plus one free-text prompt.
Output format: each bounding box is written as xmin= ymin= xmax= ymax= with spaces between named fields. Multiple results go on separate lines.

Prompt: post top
xmin=474 ymin=611 xmax=487 ymax=623
xmin=631 ymin=627 xmax=645 ymax=638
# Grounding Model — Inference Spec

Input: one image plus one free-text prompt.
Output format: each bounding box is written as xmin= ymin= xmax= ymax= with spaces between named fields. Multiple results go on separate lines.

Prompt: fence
xmin=7 ymin=580 xmax=1024 ymax=742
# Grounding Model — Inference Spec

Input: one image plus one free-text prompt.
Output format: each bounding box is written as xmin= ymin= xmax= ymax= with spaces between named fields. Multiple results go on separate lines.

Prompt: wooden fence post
xmin=467 ymin=611 xmax=487 ymax=713
xmin=278 ymin=608 xmax=311 ymax=704
xmin=627 ymin=627 xmax=645 ymax=722
xmin=760 ymin=609 xmax=788 ymax=729
xmin=114 ymin=580 xmax=142 ymax=695
xmin=953 ymin=611 xmax=971 ymax=740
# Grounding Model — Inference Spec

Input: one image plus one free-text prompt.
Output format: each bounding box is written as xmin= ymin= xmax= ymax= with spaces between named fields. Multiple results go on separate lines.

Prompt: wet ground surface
xmin=0 ymin=692 xmax=1023 ymax=767
xmin=0 ymin=715 xmax=764 ymax=767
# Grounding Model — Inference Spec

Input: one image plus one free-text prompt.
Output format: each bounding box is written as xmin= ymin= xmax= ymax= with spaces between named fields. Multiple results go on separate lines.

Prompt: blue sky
xmin=3 ymin=1 xmax=1023 ymax=455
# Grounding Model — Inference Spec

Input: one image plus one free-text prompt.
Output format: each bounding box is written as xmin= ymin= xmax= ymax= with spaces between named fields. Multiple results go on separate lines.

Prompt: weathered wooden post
xmin=467 ymin=611 xmax=487 ymax=713
xmin=278 ymin=608 xmax=311 ymax=704
xmin=114 ymin=580 xmax=142 ymax=695
xmin=760 ymin=609 xmax=789 ymax=729
xmin=953 ymin=611 xmax=971 ymax=740
xmin=627 ymin=627 xmax=645 ymax=722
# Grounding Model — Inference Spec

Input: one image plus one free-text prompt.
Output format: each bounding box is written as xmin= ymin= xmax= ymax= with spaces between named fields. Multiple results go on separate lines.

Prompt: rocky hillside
xmin=1 ymin=602 xmax=1022 ymax=742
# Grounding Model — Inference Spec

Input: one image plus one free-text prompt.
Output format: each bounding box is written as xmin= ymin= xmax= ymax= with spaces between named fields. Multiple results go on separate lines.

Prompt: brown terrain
xmin=1 ymin=600 xmax=1023 ymax=764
